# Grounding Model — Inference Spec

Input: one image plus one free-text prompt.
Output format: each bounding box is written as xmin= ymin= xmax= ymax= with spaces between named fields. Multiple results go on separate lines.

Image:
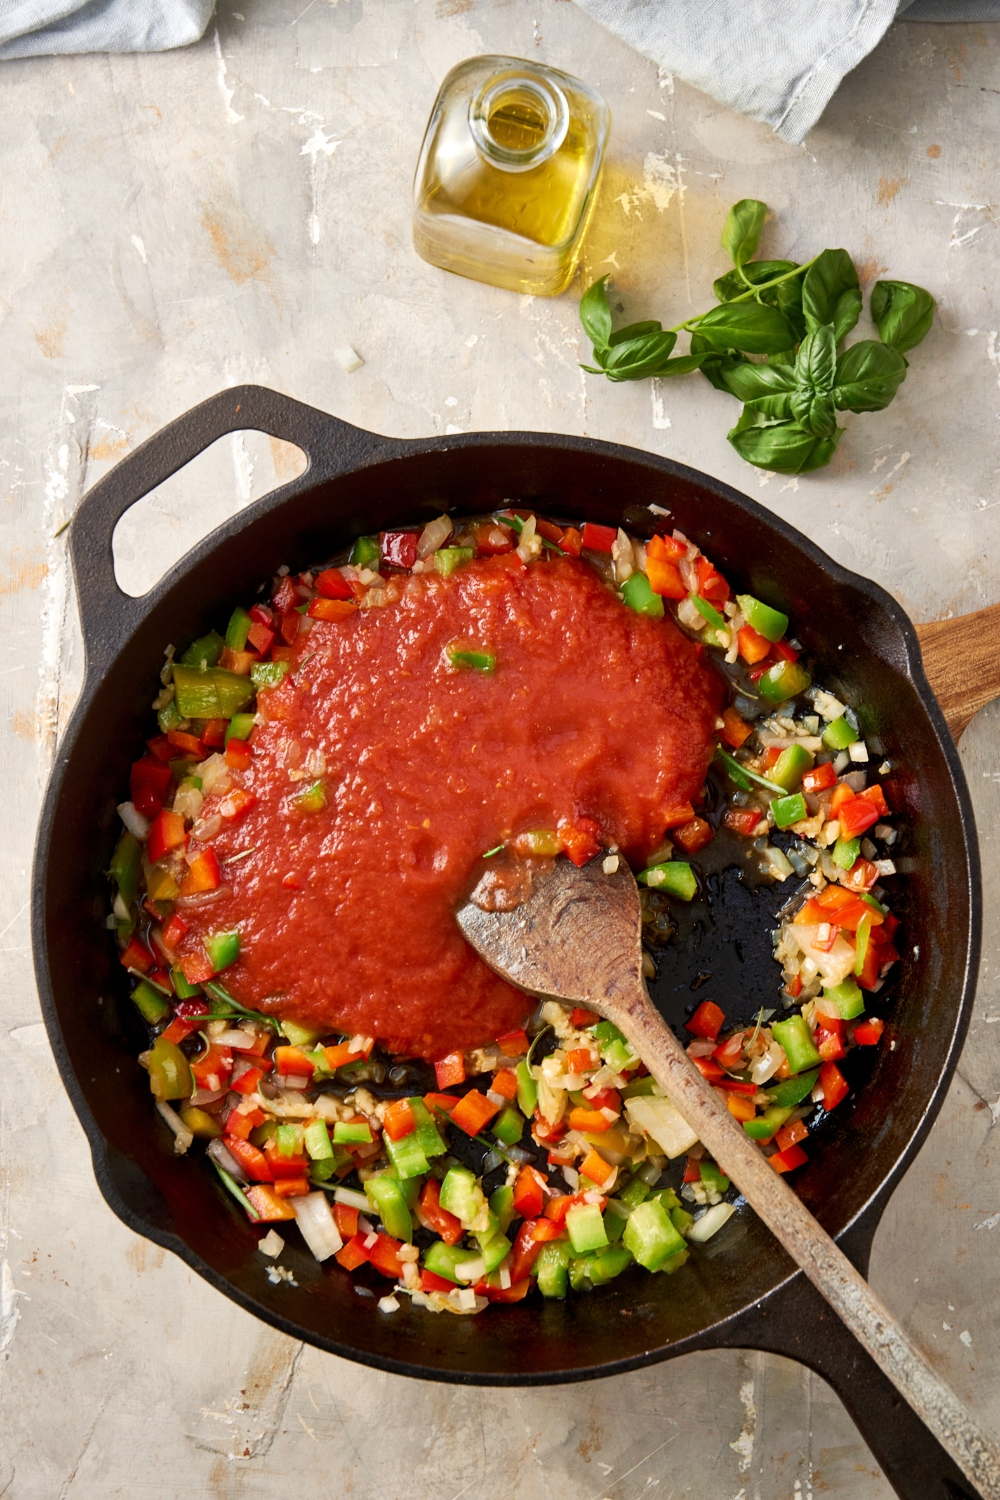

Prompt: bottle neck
xmin=468 ymin=71 xmax=569 ymax=173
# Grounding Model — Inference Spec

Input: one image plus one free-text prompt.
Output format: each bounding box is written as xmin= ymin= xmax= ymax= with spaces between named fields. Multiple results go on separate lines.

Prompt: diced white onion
xmin=687 ymin=1202 xmax=736 ymax=1243
xmin=333 ymin=1185 xmax=371 ymax=1212
xmin=457 ymin=1287 xmax=478 ymax=1310
xmin=333 ymin=345 xmax=364 ymax=373
xmin=378 ymin=1294 xmax=400 ymax=1312
xmin=257 ymin=1229 xmax=285 ymax=1258
xmin=499 ymin=1266 xmax=511 ymax=1290
xmin=561 ymin=1165 xmax=580 ymax=1190
xmin=876 ymin=859 xmax=896 ymax=876
xmin=363 ymin=1231 xmax=379 ymax=1249
xmin=602 ymin=854 xmax=620 ymax=875
xmin=207 ymin=1137 xmax=248 ymax=1180
xmin=292 ymin=1192 xmax=343 ymax=1262
xmin=455 ymin=1257 xmax=486 ymax=1283
xmin=211 ymin=1029 xmax=255 ymax=1049
xmin=416 ymin=515 xmax=453 ymax=558
xmin=848 ymin=741 xmax=870 ymax=762
xmin=156 ymin=1100 xmax=194 ymax=1155
xmin=677 ymin=596 xmax=705 ymax=630
xmin=763 ymin=846 xmax=794 ymax=881
xmin=117 ymin=801 xmax=149 ymax=838
xmin=624 ymin=1095 xmax=698 ymax=1159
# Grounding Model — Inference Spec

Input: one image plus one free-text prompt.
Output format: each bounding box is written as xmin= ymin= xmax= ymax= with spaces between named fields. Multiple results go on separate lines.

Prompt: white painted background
xmin=2 ymin=4 xmax=1000 ymax=1496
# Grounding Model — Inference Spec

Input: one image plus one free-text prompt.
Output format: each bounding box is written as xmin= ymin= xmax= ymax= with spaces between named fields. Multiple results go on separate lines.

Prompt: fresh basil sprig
xmin=579 ymin=197 xmax=935 ymax=476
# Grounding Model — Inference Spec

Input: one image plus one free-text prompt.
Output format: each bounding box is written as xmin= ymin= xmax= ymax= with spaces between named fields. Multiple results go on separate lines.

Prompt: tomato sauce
xmin=181 ymin=555 xmax=723 ymax=1057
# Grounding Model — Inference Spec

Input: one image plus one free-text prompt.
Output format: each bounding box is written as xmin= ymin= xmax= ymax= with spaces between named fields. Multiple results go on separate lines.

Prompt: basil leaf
xmin=693 ymin=302 xmax=795 ymax=355
xmin=721 ymin=198 xmax=768 ymax=272
xmin=833 ymin=340 xmax=908 ymax=412
xmin=790 ymin=388 xmax=837 ymax=438
xmin=713 ymin=260 xmax=798 ymax=304
xmin=721 ymin=361 xmax=797 ymax=403
xmin=745 ymin=393 xmax=795 ymax=420
xmin=693 ymin=335 xmax=745 ymax=393
xmin=580 ymin=275 xmax=613 ymax=350
xmin=728 ymin=416 xmax=842 ymax=474
xmin=609 ymin=320 xmax=663 ymax=347
xmin=601 ymin=330 xmax=679 ymax=381
xmin=870 ymin=279 xmax=936 ymax=354
xmin=655 ymin=352 xmax=708 ymax=377
xmin=802 ymin=249 xmax=862 ymax=343
xmin=776 ymin=275 xmax=807 ymax=344
xmin=794 ymin=324 xmax=837 ymax=394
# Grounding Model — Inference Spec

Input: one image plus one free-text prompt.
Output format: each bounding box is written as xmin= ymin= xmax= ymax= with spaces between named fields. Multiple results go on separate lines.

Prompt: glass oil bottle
xmin=412 ymin=55 xmax=610 ymax=297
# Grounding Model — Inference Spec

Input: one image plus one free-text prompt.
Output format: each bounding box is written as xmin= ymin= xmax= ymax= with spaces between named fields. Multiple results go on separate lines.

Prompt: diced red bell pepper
xmin=724 ymin=807 xmax=763 ymax=836
xmin=246 ymin=1185 xmax=297 ymax=1222
xmin=264 ymin=1141 xmax=310 ymax=1180
xmin=838 ymin=796 xmax=880 ymax=839
xmin=762 ymin=746 xmax=782 ymax=770
xmin=496 ymin=1028 xmax=529 ymax=1057
xmin=853 ymin=1017 xmax=885 ymax=1046
xmin=191 ymin=1042 xmax=233 ymax=1091
xmin=532 ymin=1115 xmax=567 ymax=1144
xmin=120 ymin=934 xmax=155 ymax=973
xmin=719 ymin=706 xmax=753 ymax=749
xmin=855 ymin=941 xmax=882 ymax=991
xmin=200 ymin=718 xmax=227 ymax=748
xmin=816 ymin=1028 xmax=846 ymax=1062
xmin=661 ymin=802 xmax=695 ymax=830
xmin=333 ymin=1202 xmax=359 ymax=1240
xmin=689 ymin=1054 xmax=726 ymax=1083
xmin=273 ymin=1176 xmax=310 ymax=1198
xmin=579 ymin=1148 xmax=616 ymax=1188
xmin=512 ymin=1164 xmax=546 ymax=1219
xmin=130 ymin=755 xmax=172 ymax=816
xmin=179 ymin=949 xmax=216 ymax=985
xmin=225 ymin=740 xmax=253 ymax=772
xmin=558 ymin=527 xmax=582 ymax=558
xmin=449 ymin=1089 xmax=501 ymax=1137
xmin=814 ymin=884 xmax=857 ymax=912
xmin=146 ymin=734 xmax=175 ymax=762
xmin=771 ymin=639 xmax=798 ymax=662
xmin=380 ymin=531 xmax=419 ymax=570
xmin=273 ymin=1045 xmax=315 ymax=1079
xmin=843 ymin=858 xmax=879 ymax=893
xmin=308 ymin=597 xmax=357 ymax=622
xmin=686 ymin=1000 xmax=725 ymax=1041
xmin=696 ymin=555 xmax=729 ymax=602
xmin=245 ymin=621 xmax=274 ymax=656
xmin=423 ymin=1092 xmax=459 ymax=1115
xmin=322 ymin=1037 xmax=372 ymax=1069
xmin=858 ymin=783 xmax=890 ymax=818
xmin=568 ymin=1107 xmax=611 ymax=1133
xmin=558 ymin=816 xmax=602 ymax=867
xmin=167 ymin=729 xmax=206 ymax=760
xmin=478 ymin=1275 xmax=532 ymax=1304
xmin=565 ymin=1046 xmax=598 ymax=1075
xmin=248 ymin=604 xmax=273 ymax=627
xmin=232 ymin=1065 xmax=264 ymax=1096
xmin=179 ymin=847 xmax=221 ymax=896
xmin=335 ymin=1233 xmax=372 ymax=1272
xmin=713 ymin=1032 xmax=744 ymax=1068
xmin=147 ymin=809 xmax=187 ymax=864
xmin=775 ymin=1118 xmax=809 ymax=1153
xmin=726 ymin=1092 xmax=757 ymax=1122
xmin=417 ymin=1178 xmax=464 ymax=1246
xmin=509 ymin=1221 xmax=545 ymax=1281
xmin=770 ymin=1143 xmax=808 ymax=1174
xmin=672 ymin=817 xmax=713 ymax=854
xmin=718 ymin=1077 xmax=758 ymax=1096
xmin=369 ymin=1233 xmax=405 ymax=1280
xmin=490 ymin=1069 xmax=519 ymax=1100
xmin=420 ymin=1268 xmax=457 ymax=1294
xmin=434 ymin=1052 xmax=465 ymax=1089
xmin=580 ymin=521 xmax=616 ymax=554
xmin=645 ymin=535 xmax=687 ymax=599
xmin=784 ymin=974 xmax=803 ymax=1000
xmin=834 ymin=898 xmax=884 ymax=933
xmin=738 ymin=625 xmax=771 ymax=665
xmin=471 ymin=522 xmax=516 ymax=556
xmin=819 ymin=1061 xmax=849 ymax=1111
xmin=272 ymin=576 xmax=298 ymax=614
xmin=225 ymin=1136 xmax=273 ymax=1182
xmin=161 ymin=1013 xmax=200 ymax=1045
xmin=279 ymin=612 xmax=300 ymax=645
xmin=383 ymin=1099 xmax=416 ymax=1141
xmin=802 ymin=761 xmax=837 ymax=794
xmin=683 ymin=1156 xmax=702 ymax=1183
xmin=315 ymin=567 xmax=353 ymax=600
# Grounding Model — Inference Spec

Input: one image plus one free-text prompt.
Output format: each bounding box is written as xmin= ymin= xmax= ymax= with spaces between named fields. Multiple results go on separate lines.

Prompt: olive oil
xmin=413 ymin=56 xmax=610 ymax=297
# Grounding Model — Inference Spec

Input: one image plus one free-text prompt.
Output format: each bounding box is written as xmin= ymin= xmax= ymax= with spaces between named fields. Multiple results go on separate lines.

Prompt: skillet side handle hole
xmin=109 ymin=430 xmax=307 ymax=599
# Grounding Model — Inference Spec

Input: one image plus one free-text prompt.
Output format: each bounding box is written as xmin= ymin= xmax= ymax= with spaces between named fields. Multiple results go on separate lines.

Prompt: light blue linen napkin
xmin=0 ymin=0 xmax=214 ymax=58
xmin=574 ymin=0 xmax=1000 ymax=143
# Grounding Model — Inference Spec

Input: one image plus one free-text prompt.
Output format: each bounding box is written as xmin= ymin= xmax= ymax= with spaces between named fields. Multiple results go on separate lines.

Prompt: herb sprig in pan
xmin=579 ymin=199 xmax=935 ymax=476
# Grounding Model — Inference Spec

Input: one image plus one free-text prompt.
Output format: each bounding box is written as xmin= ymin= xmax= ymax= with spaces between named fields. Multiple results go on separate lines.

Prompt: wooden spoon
xmin=915 ymin=604 xmax=1000 ymax=741
xmin=457 ymin=855 xmax=1000 ymax=1500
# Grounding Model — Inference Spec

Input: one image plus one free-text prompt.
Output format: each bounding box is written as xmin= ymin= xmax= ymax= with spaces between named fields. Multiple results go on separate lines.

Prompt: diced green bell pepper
xmin=690 ymin=594 xmax=726 ymax=630
xmin=854 ymin=914 xmax=872 ymax=977
xmin=157 ymin=697 xmax=184 ymax=734
xmin=294 ymin=780 xmax=327 ymax=813
xmin=603 ymin=1205 xmax=627 ymax=1244
xmin=569 ymin=1253 xmax=596 ymax=1291
xmin=226 ymin=712 xmax=256 ymax=745
xmin=477 ymin=1230 xmax=512 ymax=1275
xmin=736 ymin=593 xmax=788 ymax=642
xmin=448 ymin=648 xmax=496 ymax=673
xmin=772 ymin=792 xmax=807 ymax=829
xmin=225 ymin=607 xmax=253 ymax=651
xmin=275 ymin=1123 xmax=302 ymax=1158
xmin=618 ymin=1174 xmax=651 ymax=1209
xmin=833 ymin=835 xmax=862 ymax=870
xmin=303 ymin=1119 xmax=333 ymax=1161
xmin=366 ymin=1172 xmax=413 ymax=1242
xmin=566 ymin=1202 xmax=609 ymax=1255
xmin=700 ymin=1160 xmax=730 ymax=1194
xmin=771 ymin=1014 xmax=822 ymax=1073
xmin=111 ymin=832 xmax=142 ymax=907
xmin=422 ymin=1242 xmax=467 ymax=1284
xmin=172 ymin=665 xmax=253 ymax=721
xmin=205 ymin=930 xmax=240 ymax=972
xmin=658 ymin=1247 xmax=690 ymax=1275
xmin=824 ymin=977 xmax=865 ymax=1020
xmin=439 ymin=1165 xmax=487 ymax=1230
xmin=179 ymin=1105 xmax=222 ymax=1139
xmin=623 ymin=1199 xmax=686 ymax=1271
xmin=131 ymin=980 xmax=170 ymax=1024
xmin=334 ymin=1120 xmax=373 ymax=1145
xmin=758 ymin=660 xmax=811 ymax=704
xmin=771 ymin=742 xmax=814 ymax=791
xmin=651 ymin=1185 xmax=681 ymax=1211
xmin=621 ymin=572 xmax=665 ymax=618
xmin=592 ymin=1020 xmax=637 ymax=1073
xmin=622 ymin=1076 xmax=658 ymax=1100
xmin=435 ymin=547 xmax=474 ymax=576
xmin=180 ymin=631 xmax=224 ymax=669
xmin=743 ymin=1104 xmax=792 ymax=1141
xmin=407 ymin=1097 xmax=448 ymax=1159
xmin=587 ymin=1243 xmax=633 ymax=1285
xmin=250 ymin=1119 xmax=278 ymax=1148
xmin=638 ymin=861 xmax=697 ymax=900
xmin=385 ymin=1130 xmax=430 ymax=1180
xmin=670 ymin=1205 xmax=695 ymax=1237
xmin=489 ymin=1185 xmax=516 ymax=1234
xmin=281 ymin=1019 xmax=326 ymax=1047
xmin=768 ymin=1068 xmax=819 ymax=1108
xmin=251 ymin=660 xmax=289 ymax=688
xmin=822 ymin=715 xmax=858 ymax=751
xmin=146 ymin=1035 xmax=192 ymax=1100
xmin=170 ymin=966 xmax=201 ymax=1000
xmin=349 ymin=534 xmax=380 ymax=567
xmin=535 ymin=1241 xmax=571 ymax=1298
xmin=492 ymin=1105 xmax=524 ymax=1146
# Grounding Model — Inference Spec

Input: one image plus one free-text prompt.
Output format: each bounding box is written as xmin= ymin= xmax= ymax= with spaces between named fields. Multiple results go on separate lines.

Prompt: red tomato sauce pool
xmin=181 ymin=554 xmax=724 ymax=1058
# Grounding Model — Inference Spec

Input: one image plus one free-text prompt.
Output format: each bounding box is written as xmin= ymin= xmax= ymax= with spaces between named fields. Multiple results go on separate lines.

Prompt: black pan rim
xmin=30 ymin=393 xmax=983 ymax=1386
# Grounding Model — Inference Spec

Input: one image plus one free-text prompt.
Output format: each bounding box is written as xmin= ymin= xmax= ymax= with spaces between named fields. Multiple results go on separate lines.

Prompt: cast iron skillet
xmin=32 ymin=386 xmax=981 ymax=1500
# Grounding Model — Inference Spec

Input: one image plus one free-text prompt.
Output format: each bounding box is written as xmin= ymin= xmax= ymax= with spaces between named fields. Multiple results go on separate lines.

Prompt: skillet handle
xmin=67 ymin=384 xmax=385 ymax=675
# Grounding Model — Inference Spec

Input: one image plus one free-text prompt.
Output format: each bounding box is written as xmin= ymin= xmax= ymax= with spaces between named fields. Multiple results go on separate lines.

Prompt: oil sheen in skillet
xmin=180 ymin=553 xmax=724 ymax=1057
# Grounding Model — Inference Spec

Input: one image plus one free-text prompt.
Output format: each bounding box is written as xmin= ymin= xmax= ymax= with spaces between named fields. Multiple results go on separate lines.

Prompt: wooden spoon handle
xmin=611 ymin=986 xmax=1000 ymax=1500
xmin=915 ymin=601 xmax=1000 ymax=741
